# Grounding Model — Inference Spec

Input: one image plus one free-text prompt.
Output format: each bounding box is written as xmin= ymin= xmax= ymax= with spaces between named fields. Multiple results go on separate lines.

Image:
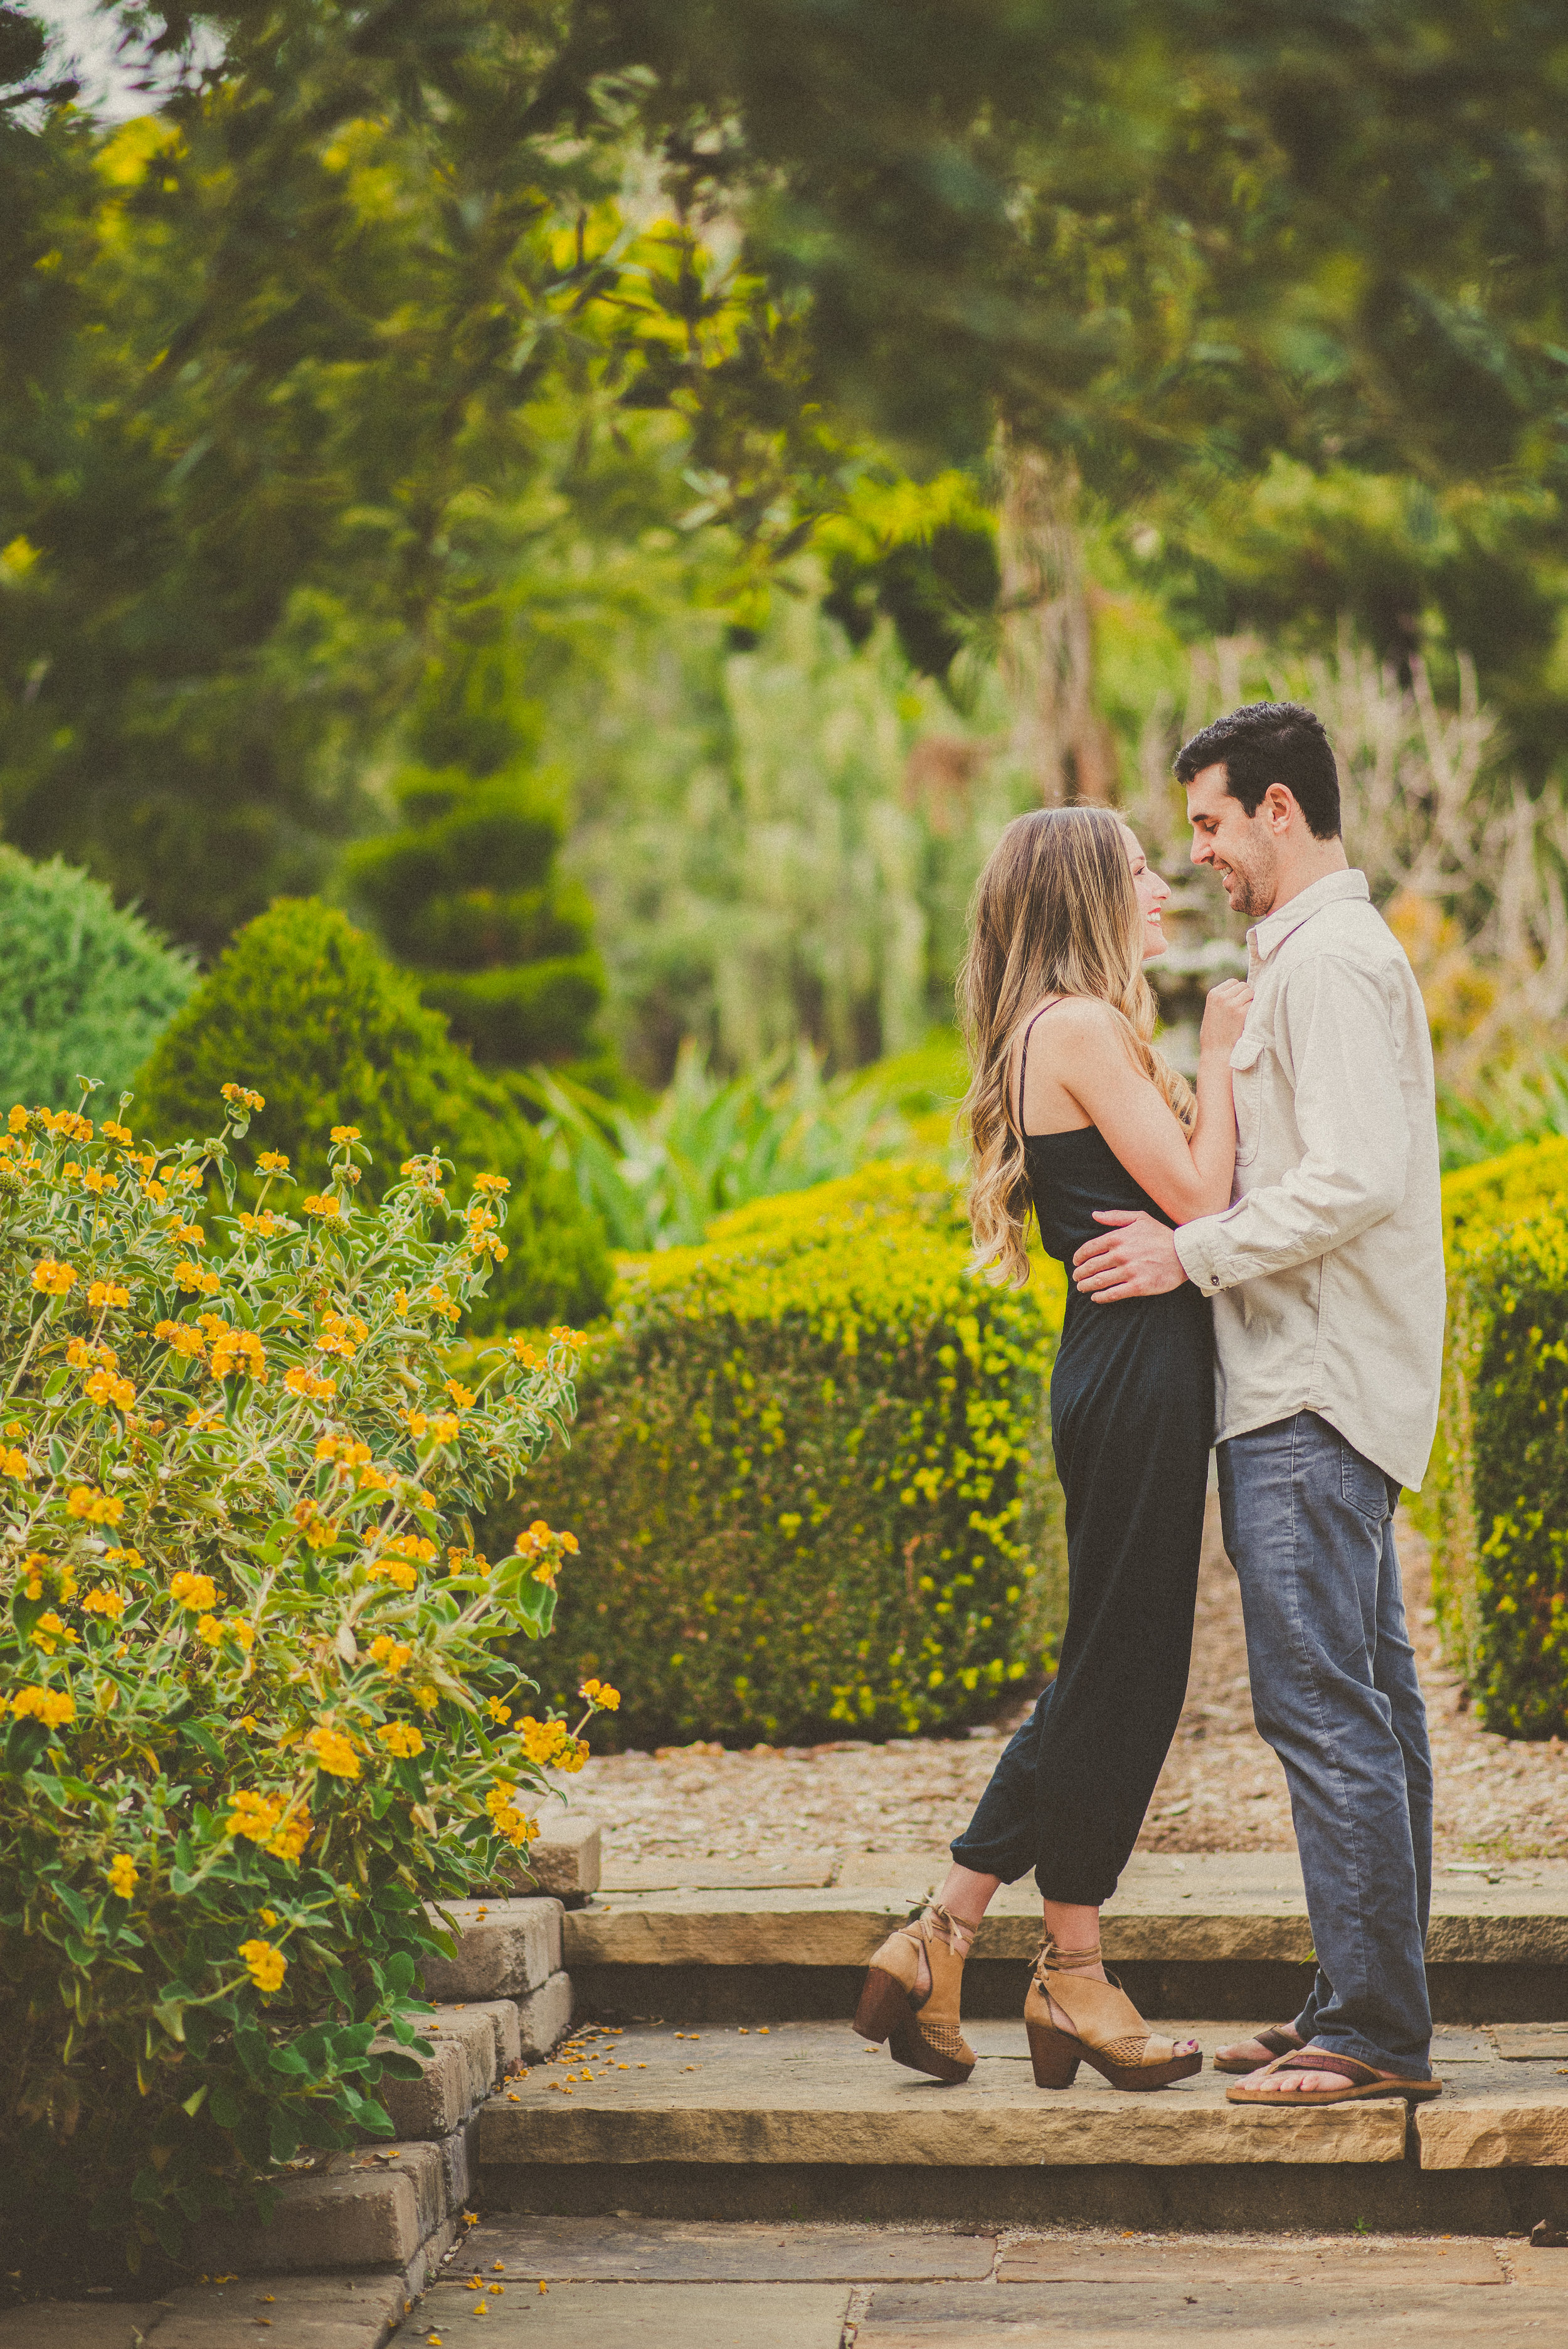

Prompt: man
xmin=1071 ymin=699 xmax=1446 ymax=2103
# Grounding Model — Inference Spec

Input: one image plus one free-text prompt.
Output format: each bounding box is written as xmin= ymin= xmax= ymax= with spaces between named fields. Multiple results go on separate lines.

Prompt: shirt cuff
xmin=1173 ymin=1214 xmax=1231 ymax=1295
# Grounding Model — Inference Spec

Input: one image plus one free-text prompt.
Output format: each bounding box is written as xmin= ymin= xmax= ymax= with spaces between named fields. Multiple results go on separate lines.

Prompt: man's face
xmin=1185 ymin=763 xmax=1279 ymax=920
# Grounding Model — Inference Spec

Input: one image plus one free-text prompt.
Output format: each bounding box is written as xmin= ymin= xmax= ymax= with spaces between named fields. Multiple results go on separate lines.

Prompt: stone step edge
xmin=477 ymin=2089 xmax=1568 ymax=2174
xmin=188 ymin=1975 xmax=577 ymax=2277
xmin=562 ymin=1894 xmax=1568 ymax=1969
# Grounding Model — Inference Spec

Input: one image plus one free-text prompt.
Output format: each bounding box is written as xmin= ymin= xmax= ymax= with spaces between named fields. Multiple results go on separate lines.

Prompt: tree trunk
xmin=997 ymin=438 xmax=1116 ymax=804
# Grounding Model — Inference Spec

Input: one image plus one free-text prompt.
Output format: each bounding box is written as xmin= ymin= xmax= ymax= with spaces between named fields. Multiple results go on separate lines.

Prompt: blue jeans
xmin=1217 ymin=1411 xmax=1434 ymax=2077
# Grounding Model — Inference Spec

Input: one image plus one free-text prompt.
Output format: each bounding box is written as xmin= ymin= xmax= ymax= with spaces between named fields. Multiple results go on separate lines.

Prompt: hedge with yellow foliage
xmin=0 ymin=1085 xmax=609 ymax=2274
xmin=1425 ymin=1135 xmax=1568 ymax=1735
xmin=490 ymin=1162 xmax=1066 ymax=1749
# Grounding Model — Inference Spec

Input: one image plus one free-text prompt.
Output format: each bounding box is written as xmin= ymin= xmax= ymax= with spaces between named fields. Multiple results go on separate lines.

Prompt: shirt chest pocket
xmin=1230 ymin=1032 xmax=1268 ymax=1167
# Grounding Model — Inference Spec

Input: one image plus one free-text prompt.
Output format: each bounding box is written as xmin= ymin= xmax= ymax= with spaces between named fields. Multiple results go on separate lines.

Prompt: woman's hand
xmin=1200 ymin=978 xmax=1253 ymax=1058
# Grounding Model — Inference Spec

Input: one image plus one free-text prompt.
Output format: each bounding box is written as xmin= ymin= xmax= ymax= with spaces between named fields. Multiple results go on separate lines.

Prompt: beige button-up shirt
xmin=1172 ymin=869 xmax=1445 ymax=1490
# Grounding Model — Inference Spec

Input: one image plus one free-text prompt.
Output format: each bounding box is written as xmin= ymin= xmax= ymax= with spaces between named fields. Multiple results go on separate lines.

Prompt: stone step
xmin=476 ymin=2015 xmax=1568 ymax=2235
xmin=567 ymin=1852 xmax=1568 ymax=2023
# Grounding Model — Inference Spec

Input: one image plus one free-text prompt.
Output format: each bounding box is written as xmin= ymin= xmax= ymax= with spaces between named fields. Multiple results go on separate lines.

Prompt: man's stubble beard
xmin=1223 ymin=835 xmax=1278 ymax=921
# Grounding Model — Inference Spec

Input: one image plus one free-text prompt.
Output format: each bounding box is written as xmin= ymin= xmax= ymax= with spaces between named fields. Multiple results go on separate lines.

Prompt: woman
xmin=854 ymin=806 xmax=1251 ymax=2092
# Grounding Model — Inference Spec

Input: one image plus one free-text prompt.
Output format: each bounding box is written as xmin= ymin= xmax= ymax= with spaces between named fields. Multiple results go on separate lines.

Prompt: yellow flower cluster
xmin=8 ymin=1686 xmax=76 ymax=1726
xmin=376 ymin=1721 xmax=425 ymax=1758
xmin=206 ymin=1322 xmax=266 ymax=1381
xmin=66 ymin=1485 xmax=124 ymax=1525
xmin=302 ymin=1194 xmax=341 ymax=1219
xmin=580 ymin=1678 xmax=621 ymax=1712
xmin=329 ymin=1125 xmax=361 ymax=1144
xmin=304 ymin=1724 xmax=360 ymax=1779
xmin=315 ymin=1311 xmax=368 ymax=1360
xmin=369 ymin=1635 xmax=411 ymax=1676
xmin=1 ymin=1446 xmax=31 ymax=1480
xmin=511 ymin=1519 xmax=579 ymax=1591
xmin=155 ymin=1318 xmax=207 ymax=1359
xmin=226 ymin=1788 xmax=285 ymax=1842
xmin=171 ymin=1571 xmax=218 ymax=1613
xmin=221 ymin=1084 xmax=266 ymax=1111
xmin=82 ymin=1586 xmax=126 ymax=1620
xmin=284 ymin=1364 xmax=337 ymax=1401
xmin=238 ymin=1937 xmax=286 ymax=1992
xmin=32 ymin=1257 xmax=77 ymax=1296
xmin=107 ymin=1853 xmax=139 ymax=1899
xmin=484 ymin=1782 xmax=537 ymax=1847
xmin=257 ymin=1149 xmax=290 ymax=1172
xmin=517 ymin=1715 xmax=588 ymax=1772
xmin=88 ymin=1280 xmax=130 ymax=1310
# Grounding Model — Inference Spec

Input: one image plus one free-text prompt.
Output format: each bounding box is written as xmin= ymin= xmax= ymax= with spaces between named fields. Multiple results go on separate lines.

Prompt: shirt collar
xmin=1248 ymin=867 xmax=1369 ymax=967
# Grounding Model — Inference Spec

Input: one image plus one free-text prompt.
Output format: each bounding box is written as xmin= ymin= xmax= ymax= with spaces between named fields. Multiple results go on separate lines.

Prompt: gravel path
xmin=553 ymin=1500 xmax=1568 ymax=1874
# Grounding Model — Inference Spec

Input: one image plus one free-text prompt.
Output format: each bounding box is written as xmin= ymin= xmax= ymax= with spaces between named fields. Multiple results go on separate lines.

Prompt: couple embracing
xmin=855 ymin=700 xmax=1446 ymax=2108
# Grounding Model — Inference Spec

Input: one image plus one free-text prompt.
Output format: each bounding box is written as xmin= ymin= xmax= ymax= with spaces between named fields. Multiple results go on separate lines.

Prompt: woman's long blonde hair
xmin=958 ymin=807 xmax=1194 ymax=1287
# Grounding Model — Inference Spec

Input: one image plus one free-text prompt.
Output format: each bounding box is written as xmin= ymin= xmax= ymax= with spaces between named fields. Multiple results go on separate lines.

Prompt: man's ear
xmin=1262 ymin=782 xmax=1296 ymax=833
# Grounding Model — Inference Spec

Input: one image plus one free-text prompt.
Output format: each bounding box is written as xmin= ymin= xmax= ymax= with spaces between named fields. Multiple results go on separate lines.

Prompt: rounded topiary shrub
xmin=134 ymin=899 xmax=610 ymax=1331
xmin=0 ymin=850 xmax=194 ymax=1106
xmin=484 ymin=1161 xmax=1067 ymax=1749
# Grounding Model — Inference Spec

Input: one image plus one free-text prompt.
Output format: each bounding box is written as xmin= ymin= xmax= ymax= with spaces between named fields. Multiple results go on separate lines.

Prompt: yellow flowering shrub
xmin=0 ymin=1087 xmax=607 ymax=2269
xmin=1421 ymin=1138 xmax=1568 ymax=1737
xmin=493 ymin=1162 xmax=1066 ymax=1748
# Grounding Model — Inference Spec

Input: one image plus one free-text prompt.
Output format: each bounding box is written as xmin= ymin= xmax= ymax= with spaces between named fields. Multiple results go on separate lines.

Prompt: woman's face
xmin=1120 ymin=824 xmax=1171 ymax=961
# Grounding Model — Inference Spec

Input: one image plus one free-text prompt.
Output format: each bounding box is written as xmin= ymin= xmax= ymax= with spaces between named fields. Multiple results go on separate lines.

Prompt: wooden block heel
xmin=1024 ymin=1938 xmax=1204 ymax=2095
xmin=852 ymin=1902 xmax=978 ymax=2082
xmin=853 ymin=1965 xmax=912 ymax=2044
xmin=1026 ymin=2018 xmax=1082 ymax=2089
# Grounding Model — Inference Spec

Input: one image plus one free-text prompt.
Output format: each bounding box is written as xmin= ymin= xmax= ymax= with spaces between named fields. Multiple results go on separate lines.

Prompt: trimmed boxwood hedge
xmin=1425 ymin=1137 xmax=1568 ymax=1736
xmin=484 ymin=1160 xmax=1067 ymax=1749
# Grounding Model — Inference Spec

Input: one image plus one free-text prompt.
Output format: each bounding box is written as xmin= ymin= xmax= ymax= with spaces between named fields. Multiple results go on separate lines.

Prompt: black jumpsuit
xmin=950 ymin=1014 xmax=1214 ymax=1907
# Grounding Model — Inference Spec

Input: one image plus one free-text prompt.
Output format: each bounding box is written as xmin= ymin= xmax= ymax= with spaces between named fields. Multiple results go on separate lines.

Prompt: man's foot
xmin=1236 ymin=2055 xmax=1357 ymax=2096
xmin=1212 ymin=2023 xmax=1305 ymax=2074
xmin=1226 ymin=2046 xmax=1442 ymax=2104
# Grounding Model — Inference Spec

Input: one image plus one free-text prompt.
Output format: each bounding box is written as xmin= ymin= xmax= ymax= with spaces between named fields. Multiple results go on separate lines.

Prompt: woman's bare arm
xmin=1017 ymin=983 xmax=1251 ymax=1224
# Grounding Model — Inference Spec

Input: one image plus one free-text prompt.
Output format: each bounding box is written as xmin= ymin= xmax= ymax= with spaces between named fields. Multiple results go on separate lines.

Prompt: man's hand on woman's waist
xmin=1072 ymin=1210 xmax=1187 ymax=1301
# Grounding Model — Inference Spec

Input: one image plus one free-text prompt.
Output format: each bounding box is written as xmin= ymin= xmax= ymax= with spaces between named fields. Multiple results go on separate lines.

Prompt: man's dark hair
xmin=1173 ymin=701 xmax=1342 ymax=840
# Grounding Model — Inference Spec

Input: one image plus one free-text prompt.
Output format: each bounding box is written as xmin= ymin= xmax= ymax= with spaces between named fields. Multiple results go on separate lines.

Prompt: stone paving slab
xmin=480 ymin=2018 xmax=1568 ymax=2176
xmin=464 ymin=2217 xmax=999 ymax=2279
xmin=601 ymin=1857 xmax=840 ymax=1893
xmin=1495 ymin=2025 xmax=1568 ymax=2060
xmin=479 ymin=2021 xmax=1411 ymax=2168
xmin=0 ymin=2274 xmax=405 ymax=2349
xmin=1417 ymin=2094 xmax=1568 ymax=2167
xmin=995 ymin=2237 xmax=1506 ymax=2283
xmin=411 ymin=2281 xmax=850 ymax=2347
xmin=849 ymin=2279 xmax=1560 ymax=2346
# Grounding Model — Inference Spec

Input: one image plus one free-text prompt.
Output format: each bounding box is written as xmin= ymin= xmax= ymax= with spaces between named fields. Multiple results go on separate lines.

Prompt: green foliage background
xmin=484 ymin=1161 xmax=1067 ymax=1748
xmin=134 ymin=899 xmax=610 ymax=1332
xmin=0 ymin=849 xmax=194 ymax=1107
xmin=1424 ymin=1140 xmax=1568 ymax=1736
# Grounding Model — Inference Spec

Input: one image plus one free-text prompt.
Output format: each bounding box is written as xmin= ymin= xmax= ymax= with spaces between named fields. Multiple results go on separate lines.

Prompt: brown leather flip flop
xmin=1213 ymin=2025 xmax=1305 ymax=2076
xmin=1226 ymin=2050 xmax=1443 ymax=2106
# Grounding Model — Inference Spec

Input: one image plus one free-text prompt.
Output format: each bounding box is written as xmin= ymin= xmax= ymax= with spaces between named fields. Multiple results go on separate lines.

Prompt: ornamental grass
xmin=492 ymin=1160 xmax=1066 ymax=1749
xmin=0 ymin=1084 xmax=607 ymax=2271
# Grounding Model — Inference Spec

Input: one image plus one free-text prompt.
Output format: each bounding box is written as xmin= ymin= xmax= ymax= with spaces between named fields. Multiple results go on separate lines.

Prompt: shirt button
xmin=1210 ymin=1276 xmax=1219 ymax=1287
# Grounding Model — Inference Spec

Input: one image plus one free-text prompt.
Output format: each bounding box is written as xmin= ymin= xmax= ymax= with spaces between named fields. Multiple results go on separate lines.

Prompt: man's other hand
xmin=1072 ymin=1210 xmax=1187 ymax=1302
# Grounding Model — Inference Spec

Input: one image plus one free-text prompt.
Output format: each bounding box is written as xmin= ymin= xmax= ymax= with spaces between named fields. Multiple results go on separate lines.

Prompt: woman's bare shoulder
xmin=1021 ymin=992 xmax=1120 ymax=1048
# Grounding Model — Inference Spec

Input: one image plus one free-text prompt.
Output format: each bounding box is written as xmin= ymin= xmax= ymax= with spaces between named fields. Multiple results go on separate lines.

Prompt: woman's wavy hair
xmin=958 ymin=807 xmax=1194 ymax=1287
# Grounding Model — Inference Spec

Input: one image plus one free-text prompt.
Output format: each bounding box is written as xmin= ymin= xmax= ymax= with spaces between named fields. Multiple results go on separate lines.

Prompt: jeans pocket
xmin=1340 ymin=1437 xmax=1390 ymax=1525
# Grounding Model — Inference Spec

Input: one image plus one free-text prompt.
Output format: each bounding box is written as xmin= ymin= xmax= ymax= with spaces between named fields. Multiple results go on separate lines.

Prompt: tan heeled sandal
xmin=852 ymin=1902 xmax=977 ymax=2084
xmin=1024 ymin=1939 xmax=1202 ymax=2093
